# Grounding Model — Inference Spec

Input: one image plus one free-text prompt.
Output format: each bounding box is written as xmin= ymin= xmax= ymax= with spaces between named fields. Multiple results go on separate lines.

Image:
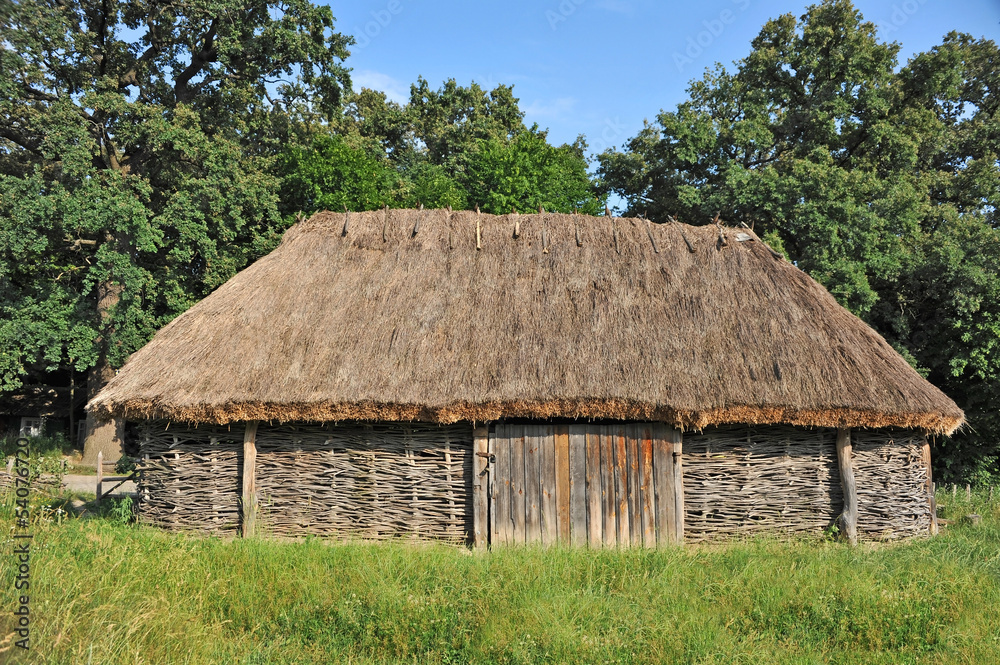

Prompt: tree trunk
xmin=81 ymin=280 xmax=124 ymax=465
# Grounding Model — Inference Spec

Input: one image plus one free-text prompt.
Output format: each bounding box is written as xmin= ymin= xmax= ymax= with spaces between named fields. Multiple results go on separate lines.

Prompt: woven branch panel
xmin=136 ymin=421 xmax=473 ymax=541
xmin=254 ymin=423 xmax=472 ymax=542
xmin=683 ymin=426 xmax=843 ymax=541
xmin=852 ymin=429 xmax=931 ymax=540
xmin=135 ymin=422 xmax=244 ymax=533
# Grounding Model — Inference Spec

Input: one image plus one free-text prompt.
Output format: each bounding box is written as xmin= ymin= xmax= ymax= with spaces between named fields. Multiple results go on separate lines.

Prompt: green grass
xmin=0 ymin=435 xmax=74 ymax=460
xmin=1 ymin=490 xmax=999 ymax=664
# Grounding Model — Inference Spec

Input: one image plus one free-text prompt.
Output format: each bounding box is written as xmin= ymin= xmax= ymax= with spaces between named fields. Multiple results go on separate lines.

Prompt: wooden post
xmin=836 ymin=429 xmax=858 ymax=546
xmin=671 ymin=429 xmax=684 ymax=545
xmin=473 ymin=425 xmax=489 ymax=549
xmin=241 ymin=421 xmax=259 ymax=538
xmin=96 ymin=450 xmax=104 ymax=502
xmin=922 ymin=439 xmax=937 ymax=536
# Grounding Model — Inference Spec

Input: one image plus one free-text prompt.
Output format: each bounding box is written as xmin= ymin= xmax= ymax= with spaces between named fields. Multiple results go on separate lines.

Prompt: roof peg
xmin=412 ymin=213 xmax=421 ymax=238
xmin=542 ymin=220 xmax=549 ymax=254
xmin=645 ymin=220 xmax=660 ymax=254
xmin=605 ymin=204 xmax=613 ymax=219
xmin=739 ymin=222 xmax=784 ymax=260
xmin=539 ymin=205 xmax=545 ymax=215
xmin=512 ymin=208 xmax=521 ymax=239
xmin=476 ymin=207 xmax=482 ymax=251
xmin=575 ymin=220 xmax=582 ymax=247
xmin=611 ymin=217 xmax=620 ymax=255
xmin=341 ymin=205 xmax=350 ymax=236
xmin=714 ymin=212 xmax=727 ymax=249
xmin=418 ymin=201 xmax=423 ymax=211
xmin=382 ymin=205 xmax=390 ymax=242
xmin=669 ymin=215 xmax=696 ymax=253
xmin=680 ymin=231 xmax=696 ymax=253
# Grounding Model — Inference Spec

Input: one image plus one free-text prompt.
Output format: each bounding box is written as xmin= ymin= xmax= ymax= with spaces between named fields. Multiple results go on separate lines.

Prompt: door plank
xmin=569 ymin=427 xmax=588 ymax=546
xmin=586 ymin=427 xmax=603 ymax=547
xmin=554 ymin=425 xmax=571 ymax=544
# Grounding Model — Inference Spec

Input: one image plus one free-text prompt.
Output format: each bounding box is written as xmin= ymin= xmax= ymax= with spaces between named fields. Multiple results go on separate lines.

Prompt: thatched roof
xmin=88 ymin=209 xmax=964 ymax=434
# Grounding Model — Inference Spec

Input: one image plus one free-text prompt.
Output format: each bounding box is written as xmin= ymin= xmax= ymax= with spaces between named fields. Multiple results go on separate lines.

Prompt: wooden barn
xmin=87 ymin=209 xmax=964 ymax=546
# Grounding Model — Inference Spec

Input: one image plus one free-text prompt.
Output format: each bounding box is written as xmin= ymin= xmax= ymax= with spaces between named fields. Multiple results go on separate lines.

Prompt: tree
xmin=290 ymin=78 xmax=602 ymax=215
xmin=465 ymin=130 xmax=600 ymax=214
xmin=0 ymin=0 xmax=351 ymax=462
xmin=596 ymin=0 xmax=1000 ymax=482
xmin=278 ymin=134 xmax=398 ymax=216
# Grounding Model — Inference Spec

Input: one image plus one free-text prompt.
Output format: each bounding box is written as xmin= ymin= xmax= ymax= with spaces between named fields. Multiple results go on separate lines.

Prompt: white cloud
xmin=350 ymin=69 xmax=409 ymax=105
xmin=523 ymin=96 xmax=578 ymax=121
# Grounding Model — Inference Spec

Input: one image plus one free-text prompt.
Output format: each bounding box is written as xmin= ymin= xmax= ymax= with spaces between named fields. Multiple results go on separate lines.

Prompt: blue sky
xmin=327 ymin=0 xmax=1000 ymax=157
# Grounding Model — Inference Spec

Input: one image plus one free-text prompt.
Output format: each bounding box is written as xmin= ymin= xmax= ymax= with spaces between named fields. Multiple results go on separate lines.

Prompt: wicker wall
xmin=683 ymin=425 xmax=931 ymax=542
xmin=852 ymin=430 xmax=933 ymax=539
xmin=135 ymin=421 xmax=931 ymax=544
xmin=136 ymin=422 xmax=243 ymax=533
xmin=683 ymin=426 xmax=843 ymax=541
xmin=136 ymin=421 xmax=473 ymax=541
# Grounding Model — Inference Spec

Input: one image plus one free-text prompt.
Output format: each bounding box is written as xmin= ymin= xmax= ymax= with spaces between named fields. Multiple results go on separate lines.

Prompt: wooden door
xmin=487 ymin=423 xmax=683 ymax=547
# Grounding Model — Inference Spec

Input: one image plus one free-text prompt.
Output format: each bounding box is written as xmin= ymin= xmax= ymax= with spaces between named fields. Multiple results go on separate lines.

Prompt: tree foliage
xmin=0 ymin=0 xmax=351 ymax=402
xmin=597 ymin=0 xmax=1000 ymax=481
xmin=280 ymin=78 xmax=601 ymax=217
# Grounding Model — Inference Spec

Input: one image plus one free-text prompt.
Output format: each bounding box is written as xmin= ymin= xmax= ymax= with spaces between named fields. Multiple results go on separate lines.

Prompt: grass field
xmin=1 ymin=485 xmax=998 ymax=664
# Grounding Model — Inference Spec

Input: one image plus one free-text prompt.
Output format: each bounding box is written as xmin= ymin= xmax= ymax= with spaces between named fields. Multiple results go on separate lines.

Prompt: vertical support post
xmin=241 ymin=421 xmax=259 ymax=538
xmin=96 ymin=450 xmax=104 ymax=502
xmin=671 ymin=428 xmax=684 ymax=545
xmin=836 ymin=429 xmax=858 ymax=546
xmin=473 ymin=425 xmax=490 ymax=549
xmin=922 ymin=438 xmax=938 ymax=536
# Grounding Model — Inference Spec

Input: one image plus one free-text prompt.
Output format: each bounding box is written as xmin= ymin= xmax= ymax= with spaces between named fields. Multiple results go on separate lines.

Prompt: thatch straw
xmin=88 ymin=209 xmax=964 ymax=434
